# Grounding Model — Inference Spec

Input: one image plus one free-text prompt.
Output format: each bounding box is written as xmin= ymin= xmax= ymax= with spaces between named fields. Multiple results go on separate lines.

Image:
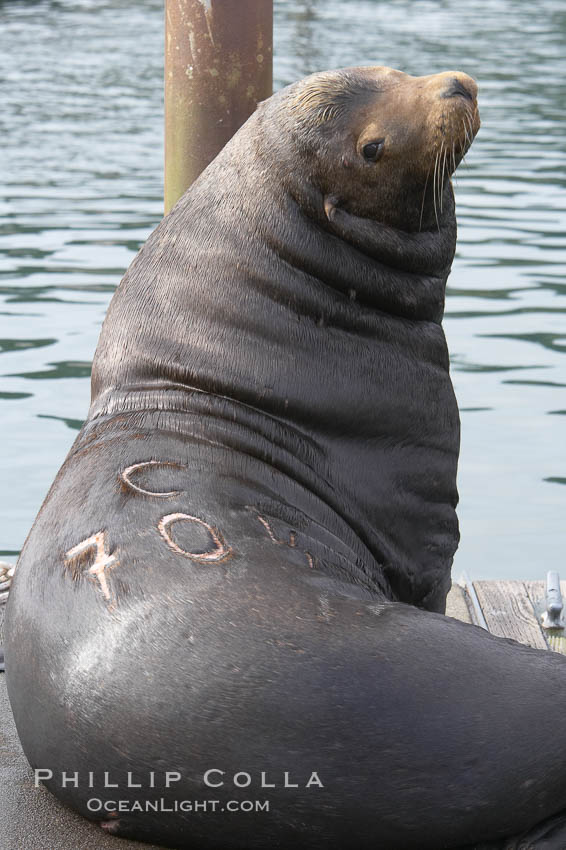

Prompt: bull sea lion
xmin=6 ymin=66 xmax=566 ymax=849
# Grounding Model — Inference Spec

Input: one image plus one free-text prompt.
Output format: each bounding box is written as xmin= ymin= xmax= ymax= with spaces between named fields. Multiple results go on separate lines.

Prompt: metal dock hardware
xmin=541 ymin=571 xmax=565 ymax=630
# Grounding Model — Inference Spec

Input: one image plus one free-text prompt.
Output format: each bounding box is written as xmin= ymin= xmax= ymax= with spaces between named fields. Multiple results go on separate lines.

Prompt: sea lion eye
xmin=362 ymin=140 xmax=385 ymax=162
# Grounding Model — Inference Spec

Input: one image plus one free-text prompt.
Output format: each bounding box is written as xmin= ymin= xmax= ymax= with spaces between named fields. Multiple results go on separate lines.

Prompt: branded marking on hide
xmin=158 ymin=513 xmax=232 ymax=563
xmin=251 ymin=510 xmax=315 ymax=570
xmin=65 ymin=532 xmax=118 ymax=600
xmin=120 ymin=460 xmax=185 ymax=498
xmin=256 ymin=515 xmax=297 ymax=547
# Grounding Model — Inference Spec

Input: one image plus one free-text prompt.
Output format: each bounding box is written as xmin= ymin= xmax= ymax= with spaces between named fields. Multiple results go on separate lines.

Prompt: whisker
xmin=443 ymin=142 xmax=449 ymax=213
xmin=440 ymin=143 xmax=448 ymax=213
xmin=460 ymin=120 xmax=471 ymax=170
xmin=465 ymin=113 xmax=475 ymax=144
xmin=432 ymin=151 xmax=440 ymax=231
xmin=466 ymin=113 xmax=476 ymax=150
xmin=451 ymin=141 xmax=460 ymax=187
xmin=438 ymin=142 xmax=444 ymax=213
xmin=419 ymin=162 xmax=432 ymax=233
xmin=432 ymin=153 xmax=438 ymax=221
xmin=438 ymin=147 xmax=443 ymax=213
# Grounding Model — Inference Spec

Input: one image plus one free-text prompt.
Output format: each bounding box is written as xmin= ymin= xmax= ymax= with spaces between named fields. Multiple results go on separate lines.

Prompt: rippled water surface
xmin=1 ymin=0 xmax=565 ymax=579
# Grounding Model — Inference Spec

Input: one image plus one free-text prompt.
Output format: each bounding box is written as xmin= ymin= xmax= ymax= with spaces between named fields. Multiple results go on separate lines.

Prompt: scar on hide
xmin=250 ymin=510 xmax=315 ymax=570
xmin=256 ymin=514 xmax=297 ymax=547
xmin=158 ymin=513 xmax=232 ymax=563
xmin=120 ymin=460 xmax=185 ymax=497
xmin=65 ymin=531 xmax=118 ymax=600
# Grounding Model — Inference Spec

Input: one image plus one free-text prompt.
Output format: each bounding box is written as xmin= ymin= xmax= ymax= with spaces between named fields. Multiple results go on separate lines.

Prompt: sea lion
xmin=5 ymin=66 xmax=566 ymax=849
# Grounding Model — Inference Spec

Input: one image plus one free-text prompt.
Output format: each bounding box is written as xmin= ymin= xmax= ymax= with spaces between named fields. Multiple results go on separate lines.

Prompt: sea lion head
xmin=276 ymin=66 xmax=480 ymax=231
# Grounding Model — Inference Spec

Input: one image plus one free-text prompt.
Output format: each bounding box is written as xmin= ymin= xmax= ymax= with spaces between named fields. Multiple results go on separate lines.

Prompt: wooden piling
xmin=164 ymin=0 xmax=273 ymax=214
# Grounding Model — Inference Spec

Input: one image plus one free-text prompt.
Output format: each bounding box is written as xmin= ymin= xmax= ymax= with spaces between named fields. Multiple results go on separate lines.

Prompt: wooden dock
xmin=446 ymin=577 xmax=566 ymax=653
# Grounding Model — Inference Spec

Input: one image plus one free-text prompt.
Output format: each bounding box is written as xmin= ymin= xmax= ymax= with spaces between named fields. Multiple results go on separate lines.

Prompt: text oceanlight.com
xmin=87 ymin=799 xmax=271 ymax=814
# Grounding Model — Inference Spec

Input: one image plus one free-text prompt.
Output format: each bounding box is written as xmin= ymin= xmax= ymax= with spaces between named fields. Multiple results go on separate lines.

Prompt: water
xmin=0 ymin=0 xmax=565 ymax=579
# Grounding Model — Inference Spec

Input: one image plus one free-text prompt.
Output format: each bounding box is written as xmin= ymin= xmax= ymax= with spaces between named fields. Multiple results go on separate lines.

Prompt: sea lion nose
xmin=441 ymin=74 xmax=478 ymax=103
